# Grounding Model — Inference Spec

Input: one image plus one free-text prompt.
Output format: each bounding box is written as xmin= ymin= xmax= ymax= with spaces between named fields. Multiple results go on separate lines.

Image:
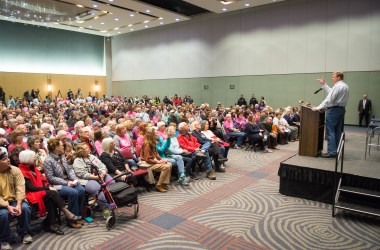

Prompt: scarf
xmin=18 ymin=164 xmax=47 ymax=216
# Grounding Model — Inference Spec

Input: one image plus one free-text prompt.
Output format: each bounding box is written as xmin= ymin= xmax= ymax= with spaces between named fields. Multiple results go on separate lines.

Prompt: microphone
xmin=314 ymin=88 xmax=323 ymax=94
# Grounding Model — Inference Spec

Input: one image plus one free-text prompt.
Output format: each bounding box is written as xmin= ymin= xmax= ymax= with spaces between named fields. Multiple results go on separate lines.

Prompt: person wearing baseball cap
xmin=0 ymin=151 xmax=33 ymax=249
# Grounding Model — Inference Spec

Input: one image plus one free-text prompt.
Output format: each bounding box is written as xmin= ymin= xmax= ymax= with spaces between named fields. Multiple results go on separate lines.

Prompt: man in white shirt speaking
xmin=312 ymin=72 xmax=349 ymax=158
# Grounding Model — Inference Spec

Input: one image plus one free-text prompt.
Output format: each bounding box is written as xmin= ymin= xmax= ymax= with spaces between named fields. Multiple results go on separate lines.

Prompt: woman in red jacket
xmin=18 ymin=150 xmax=81 ymax=235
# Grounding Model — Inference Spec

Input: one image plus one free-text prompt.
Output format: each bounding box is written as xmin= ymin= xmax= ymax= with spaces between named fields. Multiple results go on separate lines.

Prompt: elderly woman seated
xmin=99 ymin=138 xmax=133 ymax=182
xmin=18 ymin=150 xmax=81 ymax=235
xmin=155 ymin=128 xmax=189 ymax=186
xmin=73 ymin=143 xmax=115 ymax=207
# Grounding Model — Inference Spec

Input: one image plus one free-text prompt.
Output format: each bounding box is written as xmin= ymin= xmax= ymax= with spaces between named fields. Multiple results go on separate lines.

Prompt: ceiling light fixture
xmin=144 ymin=25 xmax=148 ymax=28
xmin=115 ymin=18 xmax=119 ymax=21
xmin=175 ymin=18 xmax=179 ymax=21
xmin=130 ymin=13 xmax=134 ymax=17
xmin=222 ymin=8 xmax=227 ymax=11
xmin=93 ymin=4 xmax=98 ymax=8
xmin=245 ymin=3 xmax=250 ymax=7
xmin=130 ymin=28 xmax=134 ymax=31
xmin=101 ymin=22 xmax=104 ymax=24
xmin=146 ymin=10 xmax=150 ymax=13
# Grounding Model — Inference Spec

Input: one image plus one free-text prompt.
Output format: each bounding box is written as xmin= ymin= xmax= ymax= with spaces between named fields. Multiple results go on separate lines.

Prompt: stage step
xmin=339 ymin=186 xmax=380 ymax=198
xmin=335 ymin=201 xmax=380 ymax=217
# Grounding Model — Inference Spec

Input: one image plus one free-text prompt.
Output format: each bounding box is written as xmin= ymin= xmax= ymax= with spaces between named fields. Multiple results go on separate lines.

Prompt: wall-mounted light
xmin=47 ymin=75 xmax=52 ymax=98
xmin=94 ymin=77 xmax=99 ymax=99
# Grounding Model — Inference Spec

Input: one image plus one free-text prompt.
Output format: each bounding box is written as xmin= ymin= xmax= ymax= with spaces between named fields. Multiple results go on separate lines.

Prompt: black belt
xmin=328 ymin=106 xmax=345 ymax=109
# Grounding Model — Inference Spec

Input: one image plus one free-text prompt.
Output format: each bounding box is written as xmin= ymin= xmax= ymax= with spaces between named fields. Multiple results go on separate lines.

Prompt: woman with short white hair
xmin=157 ymin=121 xmax=168 ymax=140
xmin=19 ymin=150 xmax=81 ymax=235
xmin=99 ymin=138 xmax=132 ymax=181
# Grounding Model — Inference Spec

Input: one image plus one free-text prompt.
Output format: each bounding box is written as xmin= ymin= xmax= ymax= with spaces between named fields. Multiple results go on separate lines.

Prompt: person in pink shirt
xmin=136 ymin=122 xmax=150 ymax=153
xmin=223 ymin=114 xmax=246 ymax=148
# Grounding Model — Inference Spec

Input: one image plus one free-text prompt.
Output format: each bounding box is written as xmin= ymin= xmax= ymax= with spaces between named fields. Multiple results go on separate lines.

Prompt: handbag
xmin=107 ymin=182 xmax=138 ymax=207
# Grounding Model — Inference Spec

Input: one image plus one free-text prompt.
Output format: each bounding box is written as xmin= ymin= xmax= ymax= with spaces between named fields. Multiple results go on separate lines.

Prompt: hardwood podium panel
xmin=299 ymin=105 xmax=325 ymax=157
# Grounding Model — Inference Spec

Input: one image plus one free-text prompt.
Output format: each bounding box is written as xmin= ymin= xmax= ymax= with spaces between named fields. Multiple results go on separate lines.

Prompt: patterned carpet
xmin=13 ymin=129 xmax=380 ymax=250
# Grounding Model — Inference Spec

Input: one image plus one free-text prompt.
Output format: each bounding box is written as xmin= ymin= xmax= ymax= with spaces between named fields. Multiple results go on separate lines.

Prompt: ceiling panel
xmin=0 ymin=0 xmax=286 ymax=37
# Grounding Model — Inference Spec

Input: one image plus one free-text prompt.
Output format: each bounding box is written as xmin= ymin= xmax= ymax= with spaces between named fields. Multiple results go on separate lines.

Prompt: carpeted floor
xmin=13 ymin=127 xmax=380 ymax=250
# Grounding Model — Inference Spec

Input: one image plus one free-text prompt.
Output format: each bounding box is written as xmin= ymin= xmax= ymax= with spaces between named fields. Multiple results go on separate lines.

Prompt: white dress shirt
xmin=316 ymin=80 xmax=349 ymax=110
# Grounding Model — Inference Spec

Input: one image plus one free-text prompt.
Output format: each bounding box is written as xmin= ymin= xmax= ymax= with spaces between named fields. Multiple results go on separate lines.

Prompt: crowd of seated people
xmin=0 ymin=91 xmax=301 ymax=249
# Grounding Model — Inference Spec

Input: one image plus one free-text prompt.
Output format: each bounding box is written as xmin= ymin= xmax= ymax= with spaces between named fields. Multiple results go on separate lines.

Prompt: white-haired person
xmin=177 ymin=122 xmax=216 ymax=180
xmin=0 ymin=151 xmax=33 ymax=249
xmin=192 ymin=121 xmax=227 ymax=173
xmin=73 ymin=143 xmax=115 ymax=208
xmin=40 ymin=123 xmax=53 ymax=149
xmin=167 ymin=125 xmax=194 ymax=180
xmin=18 ymin=150 xmax=81 ymax=235
xmin=156 ymin=121 xmax=168 ymax=140
xmin=99 ymin=138 xmax=133 ymax=182
xmin=72 ymin=120 xmax=85 ymax=141
xmin=57 ymin=122 xmax=72 ymax=141
xmin=106 ymin=120 xmax=117 ymax=138
xmin=155 ymin=128 xmax=189 ymax=186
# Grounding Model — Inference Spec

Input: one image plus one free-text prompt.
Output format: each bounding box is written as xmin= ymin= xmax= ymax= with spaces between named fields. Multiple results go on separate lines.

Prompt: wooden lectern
xmin=299 ymin=105 xmax=325 ymax=156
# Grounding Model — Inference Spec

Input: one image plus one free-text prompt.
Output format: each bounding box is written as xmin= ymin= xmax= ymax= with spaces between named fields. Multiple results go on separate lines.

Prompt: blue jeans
xmin=326 ymin=107 xmax=346 ymax=155
xmin=220 ymin=146 xmax=229 ymax=158
xmin=228 ymin=132 xmax=246 ymax=146
xmin=58 ymin=184 xmax=85 ymax=216
xmin=0 ymin=201 xmax=31 ymax=242
xmin=167 ymin=155 xmax=185 ymax=176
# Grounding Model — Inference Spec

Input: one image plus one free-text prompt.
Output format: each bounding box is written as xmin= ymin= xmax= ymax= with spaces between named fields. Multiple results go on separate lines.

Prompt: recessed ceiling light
xmin=118 ymin=32 xmax=121 ymax=34
xmin=144 ymin=25 xmax=148 ymax=28
xmin=94 ymin=16 xmax=99 ymax=19
xmin=89 ymin=26 xmax=92 ymax=28
xmin=159 ymin=17 xmax=163 ymax=20
xmin=101 ymin=30 xmax=107 ymax=32
xmin=93 ymin=4 xmax=98 ymax=7
xmin=245 ymin=3 xmax=250 ymax=7
xmin=102 ymin=10 xmax=107 ymax=13
xmin=101 ymin=22 xmax=104 ymax=24
xmin=107 ymin=33 xmax=110 ymax=36
xmin=128 ymin=24 xmax=132 ymax=27
xmin=130 ymin=13 xmax=134 ymax=17
xmin=222 ymin=8 xmax=227 ymax=11
xmin=160 ymin=22 xmax=163 ymax=25
xmin=143 ymin=20 xmax=149 ymax=23
xmin=109 ymin=0 xmax=113 ymax=2
xmin=115 ymin=18 xmax=119 ymax=21
xmin=130 ymin=28 xmax=134 ymax=31
xmin=76 ymin=4 xmax=83 ymax=8
xmin=146 ymin=10 xmax=150 ymax=13
xmin=114 ymin=27 xmax=119 ymax=30
xmin=175 ymin=18 xmax=179 ymax=21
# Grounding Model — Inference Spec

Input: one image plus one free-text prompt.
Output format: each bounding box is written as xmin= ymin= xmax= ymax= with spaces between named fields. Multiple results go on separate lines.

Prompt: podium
xmin=299 ymin=105 xmax=325 ymax=156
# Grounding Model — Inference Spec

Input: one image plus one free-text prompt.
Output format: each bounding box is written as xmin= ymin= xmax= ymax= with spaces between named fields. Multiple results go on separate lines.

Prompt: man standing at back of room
xmin=312 ymin=72 xmax=349 ymax=158
xmin=358 ymin=94 xmax=372 ymax=127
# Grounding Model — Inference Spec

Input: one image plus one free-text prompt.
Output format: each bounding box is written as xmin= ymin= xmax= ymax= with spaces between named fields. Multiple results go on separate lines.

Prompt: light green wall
xmin=0 ymin=20 xmax=104 ymax=75
xmin=113 ymin=71 xmax=380 ymax=125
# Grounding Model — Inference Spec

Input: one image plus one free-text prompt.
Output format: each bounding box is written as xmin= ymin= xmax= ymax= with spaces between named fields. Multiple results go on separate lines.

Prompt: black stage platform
xmin=278 ymin=129 xmax=380 ymax=204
